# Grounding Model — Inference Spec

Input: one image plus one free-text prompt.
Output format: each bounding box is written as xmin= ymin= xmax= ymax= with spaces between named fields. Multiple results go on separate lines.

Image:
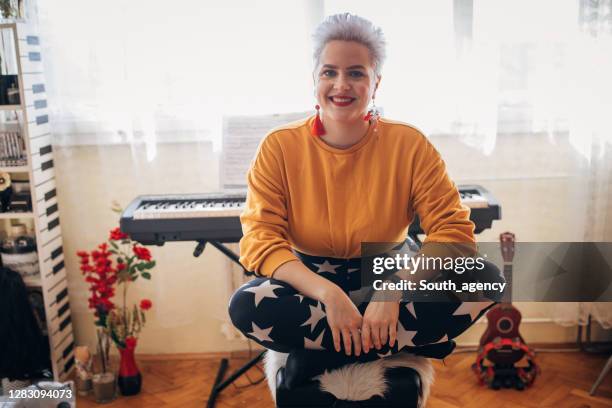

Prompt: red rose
xmin=109 ymin=227 xmax=128 ymax=241
xmin=140 ymin=299 xmax=153 ymax=310
xmin=125 ymin=336 xmax=138 ymax=349
xmin=133 ymin=246 xmax=152 ymax=261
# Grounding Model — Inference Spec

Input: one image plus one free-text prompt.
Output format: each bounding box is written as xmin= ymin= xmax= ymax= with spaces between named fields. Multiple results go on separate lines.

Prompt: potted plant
xmin=77 ymin=225 xmax=155 ymax=397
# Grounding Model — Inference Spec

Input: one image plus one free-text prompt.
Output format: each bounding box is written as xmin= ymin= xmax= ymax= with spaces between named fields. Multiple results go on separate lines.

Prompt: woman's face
xmin=315 ymin=40 xmax=380 ymax=125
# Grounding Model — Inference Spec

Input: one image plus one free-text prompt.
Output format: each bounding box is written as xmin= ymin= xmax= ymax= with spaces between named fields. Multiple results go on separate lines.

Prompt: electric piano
xmin=120 ymin=185 xmax=500 ymax=246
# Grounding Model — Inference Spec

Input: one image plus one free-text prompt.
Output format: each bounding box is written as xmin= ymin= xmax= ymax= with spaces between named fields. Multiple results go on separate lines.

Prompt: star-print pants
xmin=229 ymin=245 xmax=499 ymax=359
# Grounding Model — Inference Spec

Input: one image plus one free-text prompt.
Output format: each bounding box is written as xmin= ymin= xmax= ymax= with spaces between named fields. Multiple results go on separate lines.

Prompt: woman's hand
xmin=322 ymin=286 xmax=363 ymax=356
xmin=361 ymin=301 xmax=400 ymax=353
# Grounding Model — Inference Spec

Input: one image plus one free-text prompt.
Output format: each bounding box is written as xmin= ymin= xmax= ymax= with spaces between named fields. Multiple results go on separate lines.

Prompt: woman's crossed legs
xmin=229 ymin=276 xmax=493 ymax=359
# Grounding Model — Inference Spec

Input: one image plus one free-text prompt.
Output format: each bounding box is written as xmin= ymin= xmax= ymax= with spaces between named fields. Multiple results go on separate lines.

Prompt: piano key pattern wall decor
xmin=3 ymin=21 xmax=74 ymax=382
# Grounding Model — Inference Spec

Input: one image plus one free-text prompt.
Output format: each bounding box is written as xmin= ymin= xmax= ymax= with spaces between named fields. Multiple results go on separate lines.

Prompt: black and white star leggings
xmin=229 ymin=244 xmax=498 ymax=359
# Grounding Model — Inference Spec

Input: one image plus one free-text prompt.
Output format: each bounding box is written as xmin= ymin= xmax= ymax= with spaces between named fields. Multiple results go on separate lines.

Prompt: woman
xmin=229 ymin=13 xmax=497 ymax=387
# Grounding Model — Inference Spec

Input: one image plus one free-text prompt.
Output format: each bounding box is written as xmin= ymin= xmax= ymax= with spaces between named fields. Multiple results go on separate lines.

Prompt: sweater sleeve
xmin=239 ymin=134 xmax=299 ymax=277
xmin=411 ymin=135 xmax=476 ymax=248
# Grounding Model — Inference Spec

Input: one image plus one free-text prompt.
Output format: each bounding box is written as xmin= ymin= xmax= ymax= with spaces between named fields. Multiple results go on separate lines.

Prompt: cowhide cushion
xmin=264 ymin=350 xmax=433 ymax=407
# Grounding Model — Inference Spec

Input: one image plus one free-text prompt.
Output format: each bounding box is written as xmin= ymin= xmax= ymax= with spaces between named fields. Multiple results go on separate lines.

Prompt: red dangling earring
xmin=311 ymin=104 xmax=326 ymax=136
xmin=363 ymin=99 xmax=380 ymax=122
xmin=364 ymin=99 xmax=381 ymax=132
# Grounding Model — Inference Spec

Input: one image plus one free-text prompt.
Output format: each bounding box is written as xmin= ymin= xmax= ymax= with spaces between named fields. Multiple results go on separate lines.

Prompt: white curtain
xmin=36 ymin=0 xmax=318 ymax=152
xmin=551 ymin=0 xmax=612 ymax=329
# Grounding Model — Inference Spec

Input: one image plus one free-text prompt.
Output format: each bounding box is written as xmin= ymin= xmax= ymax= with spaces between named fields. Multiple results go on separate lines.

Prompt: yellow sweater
xmin=239 ymin=116 xmax=475 ymax=277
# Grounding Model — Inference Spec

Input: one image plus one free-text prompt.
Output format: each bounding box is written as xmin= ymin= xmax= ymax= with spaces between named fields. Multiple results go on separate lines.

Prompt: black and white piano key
xmin=39 ymin=215 xmax=60 ymax=234
xmin=27 ymin=112 xmax=50 ymax=128
xmin=51 ymin=329 xmax=75 ymax=379
xmin=39 ymin=218 xmax=62 ymax=250
xmin=39 ymin=233 xmax=62 ymax=259
xmin=30 ymin=142 xmax=53 ymax=168
xmin=42 ymin=246 xmax=65 ymax=279
xmin=34 ymin=178 xmax=56 ymax=204
xmin=33 ymin=158 xmax=55 ymax=186
xmin=51 ymin=245 xmax=63 ymax=260
xmin=46 ymin=296 xmax=70 ymax=337
xmin=28 ymin=119 xmax=51 ymax=140
xmin=20 ymin=72 xmax=44 ymax=90
xmin=44 ymin=281 xmax=70 ymax=341
xmin=29 ymin=133 xmax=52 ymax=156
xmin=38 ymin=193 xmax=60 ymax=231
xmin=19 ymin=52 xmax=43 ymax=74
xmin=41 ymin=241 xmax=64 ymax=270
xmin=33 ymin=99 xmax=47 ymax=109
xmin=44 ymin=276 xmax=68 ymax=309
xmin=18 ymin=34 xmax=40 ymax=46
xmin=20 ymin=73 xmax=47 ymax=106
xmin=37 ymin=186 xmax=57 ymax=212
xmin=25 ymin=104 xmax=49 ymax=123
xmin=22 ymin=82 xmax=48 ymax=107
xmin=42 ymin=256 xmax=66 ymax=292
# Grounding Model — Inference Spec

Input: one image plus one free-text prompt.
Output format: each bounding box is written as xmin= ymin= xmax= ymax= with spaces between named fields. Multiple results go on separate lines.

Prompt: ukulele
xmin=479 ymin=232 xmax=525 ymax=365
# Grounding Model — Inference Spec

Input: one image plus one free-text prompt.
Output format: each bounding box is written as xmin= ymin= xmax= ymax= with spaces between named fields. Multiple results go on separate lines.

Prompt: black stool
xmin=275 ymin=366 xmax=422 ymax=407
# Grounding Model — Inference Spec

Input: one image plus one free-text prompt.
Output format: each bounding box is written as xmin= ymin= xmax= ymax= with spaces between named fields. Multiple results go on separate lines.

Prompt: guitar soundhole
xmin=497 ymin=317 xmax=513 ymax=334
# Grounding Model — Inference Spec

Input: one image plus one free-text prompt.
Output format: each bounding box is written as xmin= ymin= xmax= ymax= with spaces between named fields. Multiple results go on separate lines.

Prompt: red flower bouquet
xmin=78 ymin=227 xmax=155 ymax=349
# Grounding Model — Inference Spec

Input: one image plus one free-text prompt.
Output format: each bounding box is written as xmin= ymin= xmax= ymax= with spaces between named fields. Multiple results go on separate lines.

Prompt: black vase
xmin=118 ymin=372 xmax=142 ymax=396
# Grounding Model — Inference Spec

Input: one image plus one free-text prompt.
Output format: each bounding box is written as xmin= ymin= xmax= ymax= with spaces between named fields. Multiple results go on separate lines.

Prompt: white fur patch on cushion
xmin=264 ymin=350 xmax=433 ymax=407
xmin=264 ymin=350 xmax=288 ymax=400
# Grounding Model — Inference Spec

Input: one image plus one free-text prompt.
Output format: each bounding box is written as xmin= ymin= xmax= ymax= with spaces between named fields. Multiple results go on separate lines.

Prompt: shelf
xmin=0 ymin=105 xmax=22 ymax=111
xmin=0 ymin=212 xmax=34 ymax=219
xmin=0 ymin=166 xmax=29 ymax=172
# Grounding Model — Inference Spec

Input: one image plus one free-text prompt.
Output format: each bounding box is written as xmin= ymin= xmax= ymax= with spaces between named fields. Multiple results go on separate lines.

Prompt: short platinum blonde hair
xmin=312 ymin=13 xmax=386 ymax=77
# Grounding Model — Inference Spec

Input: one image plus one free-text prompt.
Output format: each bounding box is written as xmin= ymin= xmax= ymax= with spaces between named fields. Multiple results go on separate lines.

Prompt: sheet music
xmin=221 ymin=111 xmax=311 ymax=190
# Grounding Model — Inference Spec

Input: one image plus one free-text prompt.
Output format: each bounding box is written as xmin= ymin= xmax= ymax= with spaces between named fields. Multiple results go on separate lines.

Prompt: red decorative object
xmin=311 ymin=104 xmax=326 ymax=136
xmin=77 ymin=244 xmax=117 ymax=327
xmin=140 ymin=299 xmax=153 ymax=311
xmin=78 ymin=223 xmax=156 ymax=397
xmin=109 ymin=227 xmax=128 ymax=241
xmin=133 ymin=245 xmax=152 ymax=261
xmin=118 ymin=336 xmax=142 ymax=395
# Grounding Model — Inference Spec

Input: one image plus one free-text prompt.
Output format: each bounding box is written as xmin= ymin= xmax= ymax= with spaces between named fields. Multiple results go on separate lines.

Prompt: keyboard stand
xmin=194 ymin=240 xmax=263 ymax=408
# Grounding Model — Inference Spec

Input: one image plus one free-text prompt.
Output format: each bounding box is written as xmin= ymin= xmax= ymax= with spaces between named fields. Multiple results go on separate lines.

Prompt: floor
xmin=76 ymin=350 xmax=612 ymax=407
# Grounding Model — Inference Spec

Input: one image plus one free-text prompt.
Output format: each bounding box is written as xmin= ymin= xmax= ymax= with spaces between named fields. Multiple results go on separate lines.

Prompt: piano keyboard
xmin=133 ymin=198 xmax=244 ymax=220
xmin=128 ymin=190 xmax=490 ymax=221
xmin=121 ymin=185 xmax=501 ymax=246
